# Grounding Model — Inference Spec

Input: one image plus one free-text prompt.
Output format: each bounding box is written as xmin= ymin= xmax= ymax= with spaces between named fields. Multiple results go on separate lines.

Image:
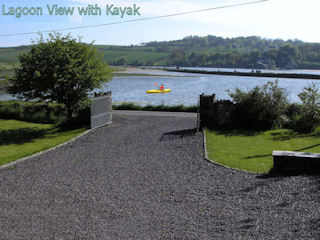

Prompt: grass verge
xmin=113 ymin=103 xmax=197 ymax=112
xmin=205 ymin=128 xmax=320 ymax=173
xmin=0 ymin=119 xmax=86 ymax=166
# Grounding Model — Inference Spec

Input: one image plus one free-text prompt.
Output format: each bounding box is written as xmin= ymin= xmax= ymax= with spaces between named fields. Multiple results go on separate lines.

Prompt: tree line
xmin=110 ymin=35 xmax=320 ymax=69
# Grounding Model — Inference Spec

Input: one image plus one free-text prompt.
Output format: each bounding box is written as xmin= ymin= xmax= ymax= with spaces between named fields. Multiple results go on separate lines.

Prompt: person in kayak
xmin=160 ymin=84 xmax=164 ymax=91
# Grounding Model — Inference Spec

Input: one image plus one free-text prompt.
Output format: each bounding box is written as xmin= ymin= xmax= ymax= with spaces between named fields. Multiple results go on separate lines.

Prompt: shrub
xmin=0 ymin=100 xmax=92 ymax=126
xmin=69 ymin=103 xmax=90 ymax=126
xmin=112 ymin=103 xmax=197 ymax=112
xmin=113 ymin=103 xmax=143 ymax=111
xmin=0 ymin=101 xmax=67 ymax=124
xmin=293 ymin=83 xmax=320 ymax=132
xmin=284 ymin=103 xmax=303 ymax=130
xmin=228 ymin=80 xmax=288 ymax=130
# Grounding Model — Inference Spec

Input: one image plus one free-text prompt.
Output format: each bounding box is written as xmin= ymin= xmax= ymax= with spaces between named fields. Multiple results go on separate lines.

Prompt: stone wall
xmin=272 ymin=151 xmax=320 ymax=174
xmin=198 ymin=94 xmax=234 ymax=130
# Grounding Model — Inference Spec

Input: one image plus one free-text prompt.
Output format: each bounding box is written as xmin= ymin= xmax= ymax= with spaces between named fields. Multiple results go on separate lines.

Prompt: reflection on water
xmin=2 ymin=69 xmax=320 ymax=106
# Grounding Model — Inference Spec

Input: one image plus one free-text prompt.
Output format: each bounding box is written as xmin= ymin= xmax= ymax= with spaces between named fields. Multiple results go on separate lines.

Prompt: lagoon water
xmin=101 ymin=70 xmax=320 ymax=106
xmin=2 ymin=69 xmax=320 ymax=106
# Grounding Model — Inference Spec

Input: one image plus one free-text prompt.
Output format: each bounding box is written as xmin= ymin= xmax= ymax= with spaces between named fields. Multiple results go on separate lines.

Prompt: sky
xmin=0 ymin=0 xmax=320 ymax=47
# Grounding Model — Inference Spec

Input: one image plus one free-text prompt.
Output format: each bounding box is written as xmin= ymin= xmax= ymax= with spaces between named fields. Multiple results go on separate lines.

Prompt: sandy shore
xmin=112 ymin=66 xmax=190 ymax=77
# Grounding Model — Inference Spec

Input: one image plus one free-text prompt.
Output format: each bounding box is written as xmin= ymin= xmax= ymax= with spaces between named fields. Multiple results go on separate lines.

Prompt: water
xmin=100 ymin=71 xmax=320 ymax=106
xmin=2 ymin=69 xmax=320 ymax=106
xmin=0 ymin=94 xmax=12 ymax=101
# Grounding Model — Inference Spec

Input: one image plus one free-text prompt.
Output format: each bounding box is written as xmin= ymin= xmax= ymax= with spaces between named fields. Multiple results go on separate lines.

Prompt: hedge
xmin=0 ymin=101 xmax=68 ymax=124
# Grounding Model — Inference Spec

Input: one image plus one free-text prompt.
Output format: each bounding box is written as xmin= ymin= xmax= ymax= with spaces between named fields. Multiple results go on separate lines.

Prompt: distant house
xmin=256 ymin=58 xmax=275 ymax=69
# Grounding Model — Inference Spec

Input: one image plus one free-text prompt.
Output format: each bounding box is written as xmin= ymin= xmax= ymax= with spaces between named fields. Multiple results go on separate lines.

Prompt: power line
xmin=0 ymin=0 xmax=269 ymax=37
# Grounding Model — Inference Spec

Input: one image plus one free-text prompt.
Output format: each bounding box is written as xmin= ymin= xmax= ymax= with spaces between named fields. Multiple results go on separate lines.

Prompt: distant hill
xmin=2 ymin=35 xmax=320 ymax=69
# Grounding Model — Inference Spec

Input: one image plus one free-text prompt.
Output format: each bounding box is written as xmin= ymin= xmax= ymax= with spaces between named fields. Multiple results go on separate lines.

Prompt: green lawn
xmin=0 ymin=119 xmax=86 ymax=166
xmin=205 ymin=128 xmax=320 ymax=173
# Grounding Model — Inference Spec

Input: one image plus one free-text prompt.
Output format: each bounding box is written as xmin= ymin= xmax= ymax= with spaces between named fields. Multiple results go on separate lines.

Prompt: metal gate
xmin=90 ymin=92 xmax=112 ymax=129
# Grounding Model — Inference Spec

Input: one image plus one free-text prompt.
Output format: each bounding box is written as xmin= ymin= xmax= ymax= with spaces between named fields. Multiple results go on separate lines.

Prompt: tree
xmin=116 ymin=57 xmax=127 ymax=66
xmin=296 ymin=83 xmax=320 ymax=132
xmin=277 ymin=44 xmax=299 ymax=68
xmin=8 ymin=33 xmax=112 ymax=120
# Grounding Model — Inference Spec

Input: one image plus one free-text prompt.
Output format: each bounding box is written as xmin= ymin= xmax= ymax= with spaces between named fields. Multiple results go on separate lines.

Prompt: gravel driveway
xmin=0 ymin=112 xmax=319 ymax=239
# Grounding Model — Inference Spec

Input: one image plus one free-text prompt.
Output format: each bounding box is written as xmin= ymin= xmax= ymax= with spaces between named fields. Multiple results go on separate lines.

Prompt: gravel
xmin=0 ymin=113 xmax=319 ymax=239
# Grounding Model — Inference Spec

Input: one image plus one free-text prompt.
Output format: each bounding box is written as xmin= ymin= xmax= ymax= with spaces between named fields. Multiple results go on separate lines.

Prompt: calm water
xmin=2 ymin=70 xmax=320 ymax=106
xmin=101 ymin=71 xmax=320 ymax=106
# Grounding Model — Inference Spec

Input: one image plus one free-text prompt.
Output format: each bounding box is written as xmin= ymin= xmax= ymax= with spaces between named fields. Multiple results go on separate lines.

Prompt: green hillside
xmin=97 ymin=45 xmax=170 ymax=66
xmin=0 ymin=45 xmax=171 ymax=66
xmin=2 ymin=35 xmax=320 ymax=69
xmin=0 ymin=48 xmax=22 ymax=63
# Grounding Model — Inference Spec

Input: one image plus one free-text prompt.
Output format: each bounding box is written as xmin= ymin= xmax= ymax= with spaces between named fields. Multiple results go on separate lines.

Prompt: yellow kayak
xmin=146 ymin=89 xmax=171 ymax=94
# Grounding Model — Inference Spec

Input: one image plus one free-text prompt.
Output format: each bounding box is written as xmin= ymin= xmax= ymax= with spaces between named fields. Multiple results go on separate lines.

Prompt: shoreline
xmin=112 ymin=66 xmax=189 ymax=77
xmin=161 ymin=68 xmax=320 ymax=79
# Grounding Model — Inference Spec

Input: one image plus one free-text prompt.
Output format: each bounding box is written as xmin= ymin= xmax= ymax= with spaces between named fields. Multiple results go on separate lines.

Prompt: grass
xmin=102 ymin=49 xmax=170 ymax=65
xmin=205 ymin=128 xmax=320 ymax=173
xmin=0 ymin=48 xmax=21 ymax=64
xmin=0 ymin=63 xmax=16 ymax=78
xmin=0 ymin=79 xmax=7 ymax=94
xmin=0 ymin=119 xmax=86 ymax=166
